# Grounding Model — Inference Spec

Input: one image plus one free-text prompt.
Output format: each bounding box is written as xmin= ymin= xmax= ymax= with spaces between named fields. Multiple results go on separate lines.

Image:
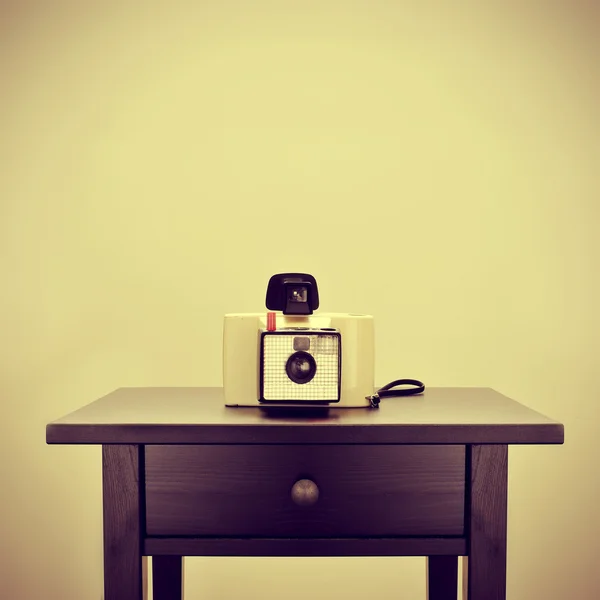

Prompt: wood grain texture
xmin=102 ymin=445 xmax=145 ymax=600
xmin=427 ymin=556 xmax=458 ymax=600
xmin=144 ymin=444 xmax=466 ymax=537
xmin=152 ymin=556 xmax=184 ymax=600
xmin=144 ymin=537 xmax=467 ymax=557
xmin=463 ymin=445 xmax=508 ymax=600
xmin=46 ymin=387 xmax=565 ymax=445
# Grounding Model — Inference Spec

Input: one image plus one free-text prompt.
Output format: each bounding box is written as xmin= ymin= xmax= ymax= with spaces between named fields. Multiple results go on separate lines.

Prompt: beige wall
xmin=1 ymin=1 xmax=598 ymax=599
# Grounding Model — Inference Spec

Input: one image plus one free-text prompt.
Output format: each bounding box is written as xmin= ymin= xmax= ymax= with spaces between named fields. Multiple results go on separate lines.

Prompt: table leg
xmin=143 ymin=557 xmax=148 ymax=600
xmin=463 ymin=444 xmax=508 ymax=600
xmin=153 ymin=556 xmax=185 ymax=600
xmin=102 ymin=445 xmax=146 ymax=600
xmin=426 ymin=556 xmax=458 ymax=599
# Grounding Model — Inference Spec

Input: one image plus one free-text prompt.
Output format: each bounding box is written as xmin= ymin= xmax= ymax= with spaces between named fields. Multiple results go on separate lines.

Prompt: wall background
xmin=1 ymin=1 xmax=598 ymax=598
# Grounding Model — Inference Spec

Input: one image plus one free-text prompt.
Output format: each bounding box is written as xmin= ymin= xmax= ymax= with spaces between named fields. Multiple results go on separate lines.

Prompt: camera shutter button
xmin=291 ymin=479 xmax=319 ymax=506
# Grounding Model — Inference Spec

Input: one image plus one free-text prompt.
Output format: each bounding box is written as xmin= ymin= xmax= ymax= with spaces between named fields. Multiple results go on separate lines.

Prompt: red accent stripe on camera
xmin=267 ymin=312 xmax=276 ymax=331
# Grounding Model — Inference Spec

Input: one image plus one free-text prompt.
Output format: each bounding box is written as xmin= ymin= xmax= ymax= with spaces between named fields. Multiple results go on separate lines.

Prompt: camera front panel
xmin=259 ymin=329 xmax=341 ymax=403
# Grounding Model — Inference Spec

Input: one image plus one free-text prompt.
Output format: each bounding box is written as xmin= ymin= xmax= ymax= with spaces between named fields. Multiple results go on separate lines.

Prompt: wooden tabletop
xmin=45 ymin=387 xmax=564 ymax=445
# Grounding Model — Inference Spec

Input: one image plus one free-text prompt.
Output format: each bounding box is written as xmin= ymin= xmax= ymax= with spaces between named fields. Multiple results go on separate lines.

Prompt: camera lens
xmin=285 ymin=351 xmax=317 ymax=384
xmin=288 ymin=286 xmax=308 ymax=303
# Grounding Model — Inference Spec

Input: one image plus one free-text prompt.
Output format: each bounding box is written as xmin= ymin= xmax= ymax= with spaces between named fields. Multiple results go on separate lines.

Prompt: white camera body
xmin=223 ymin=312 xmax=375 ymax=408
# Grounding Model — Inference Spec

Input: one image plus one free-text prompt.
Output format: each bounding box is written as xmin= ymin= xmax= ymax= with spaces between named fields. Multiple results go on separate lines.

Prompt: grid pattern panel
xmin=262 ymin=332 xmax=340 ymax=401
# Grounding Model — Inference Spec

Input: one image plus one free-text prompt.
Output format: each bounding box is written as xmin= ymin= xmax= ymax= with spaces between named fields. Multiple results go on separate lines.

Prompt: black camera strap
xmin=366 ymin=378 xmax=425 ymax=408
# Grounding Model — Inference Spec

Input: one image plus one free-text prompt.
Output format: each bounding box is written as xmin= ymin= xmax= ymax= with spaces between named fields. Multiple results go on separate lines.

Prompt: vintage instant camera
xmin=223 ymin=273 xmax=375 ymax=408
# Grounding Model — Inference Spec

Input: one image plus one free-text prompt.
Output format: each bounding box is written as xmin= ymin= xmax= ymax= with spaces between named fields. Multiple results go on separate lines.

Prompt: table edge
xmin=46 ymin=421 xmax=565 ymax=445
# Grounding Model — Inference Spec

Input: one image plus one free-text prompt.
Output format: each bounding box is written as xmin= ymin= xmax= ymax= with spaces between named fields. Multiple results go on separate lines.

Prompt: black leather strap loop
xmin=377 ymin=378 xmax=425 ymax=397
xmin=366 ymin=379 xmax=425 ymax=408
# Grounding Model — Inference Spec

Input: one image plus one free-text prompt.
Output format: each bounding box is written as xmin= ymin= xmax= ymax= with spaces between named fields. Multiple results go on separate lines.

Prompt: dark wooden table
xmin=46 ymin=387 xmax=564 ymax=600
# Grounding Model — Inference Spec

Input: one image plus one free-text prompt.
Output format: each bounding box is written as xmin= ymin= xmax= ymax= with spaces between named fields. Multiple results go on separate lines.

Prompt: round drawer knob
xmin=291 ymin=479 xmax=319 ymax=506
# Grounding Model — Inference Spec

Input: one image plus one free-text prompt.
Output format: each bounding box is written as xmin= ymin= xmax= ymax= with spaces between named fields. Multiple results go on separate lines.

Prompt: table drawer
xmin=144 ymin=445 xmax=466 ymax=537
